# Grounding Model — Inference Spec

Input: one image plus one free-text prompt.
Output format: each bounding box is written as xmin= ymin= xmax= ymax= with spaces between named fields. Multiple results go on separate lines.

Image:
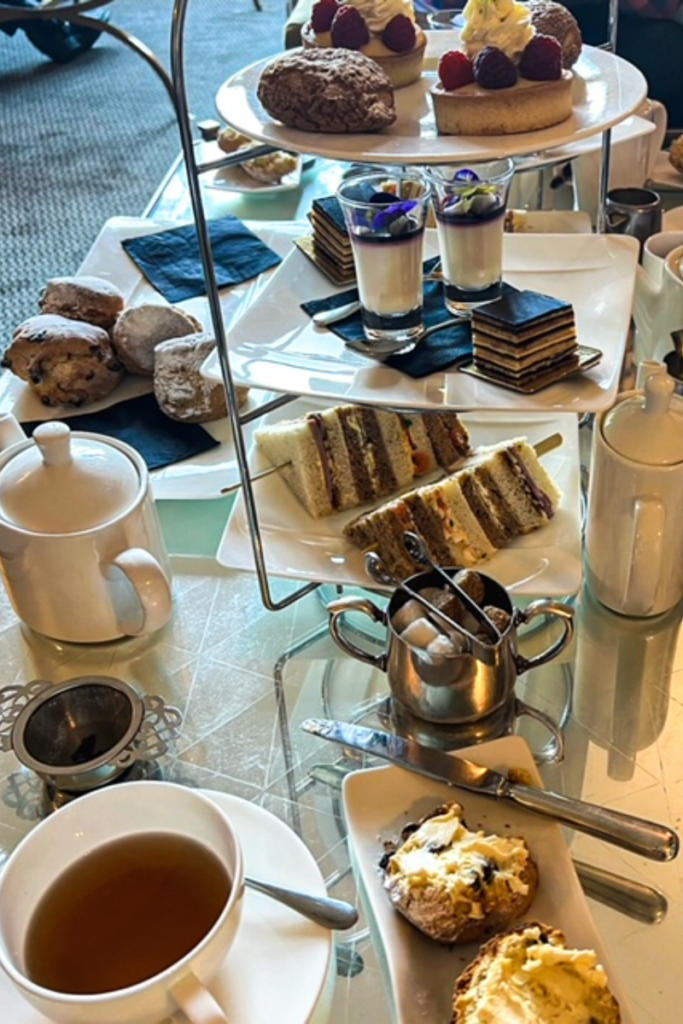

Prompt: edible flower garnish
xmin=453 ymin=168 xmax=480 ymax=182
xmin=368 ymin=198 xmax=419 ymax=233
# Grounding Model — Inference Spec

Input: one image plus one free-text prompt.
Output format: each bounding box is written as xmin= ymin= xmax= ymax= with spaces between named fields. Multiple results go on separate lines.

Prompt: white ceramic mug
xmin=633 ymin=234 xmax=683 ymax=362
xmin=0 ymin=429 xmax=172 ymax=643
xmin=572 ymin=99 xmax=668 ymax=224
xmin=0 ymin=782 xmax=244 ymax=1024
xmin=585 ymin=389 xmax=683 ymax=617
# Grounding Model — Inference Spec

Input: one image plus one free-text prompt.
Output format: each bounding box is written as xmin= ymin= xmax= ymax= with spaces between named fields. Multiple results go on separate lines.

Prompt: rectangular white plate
xmin=202 ymin=231 xmax=639 ymax=413
xmin=217 ymin=404 xmax=582 ymax=597
xmin=0 ymin=216 xmax=302 ymax=501
xmin=343 ymin=735 xmax=633 ymax=1024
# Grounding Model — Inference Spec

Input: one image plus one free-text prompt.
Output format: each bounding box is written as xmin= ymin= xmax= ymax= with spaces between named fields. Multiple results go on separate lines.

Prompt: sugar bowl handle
xmin=513 ymin=600 xmax=574 ymax=674
xmin=327 ymin=596 xmax=387 ymax=670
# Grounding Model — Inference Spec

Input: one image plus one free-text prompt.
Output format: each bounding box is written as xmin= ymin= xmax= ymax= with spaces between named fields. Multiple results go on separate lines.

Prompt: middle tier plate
xmin=218 ymin=403 xmax=582 ymax=597
xmin=204 ymin=231 xmax=639 ymax=413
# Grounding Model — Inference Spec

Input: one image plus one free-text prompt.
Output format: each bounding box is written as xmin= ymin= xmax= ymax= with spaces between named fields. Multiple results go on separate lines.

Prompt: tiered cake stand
xmin=169 ymin=2 xmax=647 ymax=611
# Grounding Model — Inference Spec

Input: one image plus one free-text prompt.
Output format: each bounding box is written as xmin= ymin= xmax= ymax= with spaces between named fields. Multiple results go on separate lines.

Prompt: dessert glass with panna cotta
xmin=424 ymin=160 xmax=514 ymax=316
xmin=336 ymin=171 xmax=429 ymax=349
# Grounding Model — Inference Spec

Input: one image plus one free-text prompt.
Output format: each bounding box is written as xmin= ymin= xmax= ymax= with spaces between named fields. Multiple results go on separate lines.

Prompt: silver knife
xmin=301 ymin=719 xmax=679 ymax=863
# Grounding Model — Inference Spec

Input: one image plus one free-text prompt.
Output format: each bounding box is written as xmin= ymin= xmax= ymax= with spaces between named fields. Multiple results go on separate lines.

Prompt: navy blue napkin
xmin=301 ymin=262 xmax=519 ymax=379
xmin=20 ymin=393 xmax=220 ymax=472
xmin=122 ymin=216 xmax=282 ymax=303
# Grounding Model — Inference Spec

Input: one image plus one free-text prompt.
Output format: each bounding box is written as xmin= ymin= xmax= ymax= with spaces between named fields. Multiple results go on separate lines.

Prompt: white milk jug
xmin=585 ymin=372 xmax=683 ymax=617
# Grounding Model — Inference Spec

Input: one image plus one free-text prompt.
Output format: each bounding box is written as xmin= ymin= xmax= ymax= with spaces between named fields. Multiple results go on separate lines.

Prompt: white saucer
xmin=0 ymin=791 xmax=334 ymax=1024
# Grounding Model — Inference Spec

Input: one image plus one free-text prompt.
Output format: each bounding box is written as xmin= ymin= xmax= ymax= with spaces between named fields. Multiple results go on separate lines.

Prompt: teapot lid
xmin=0 ymin=422 xmax=140 ymax=533
xmin=603 ymin=372 xmax=683 ymax=465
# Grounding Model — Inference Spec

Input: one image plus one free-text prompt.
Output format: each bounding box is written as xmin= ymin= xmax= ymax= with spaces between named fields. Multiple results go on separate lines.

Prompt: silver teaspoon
xmin=312 ymin=300 xmax=361 ymax=326
xmin=245 ymin=876 xmax=358 ymax=930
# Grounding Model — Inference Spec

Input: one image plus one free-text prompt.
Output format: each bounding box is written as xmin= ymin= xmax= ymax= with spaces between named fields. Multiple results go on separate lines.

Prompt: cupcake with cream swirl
xmin=302 ymin=0 xmax=426 ymax=88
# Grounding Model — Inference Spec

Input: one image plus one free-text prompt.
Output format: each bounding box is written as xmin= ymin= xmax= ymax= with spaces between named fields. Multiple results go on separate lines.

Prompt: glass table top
xmin=1 ymin=154 xmax=682 ymax=1024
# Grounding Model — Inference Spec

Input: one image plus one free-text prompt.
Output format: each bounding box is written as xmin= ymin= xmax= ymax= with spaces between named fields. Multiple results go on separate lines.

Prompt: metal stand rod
xmin=169 ymin=0 xmax=319 ymax=612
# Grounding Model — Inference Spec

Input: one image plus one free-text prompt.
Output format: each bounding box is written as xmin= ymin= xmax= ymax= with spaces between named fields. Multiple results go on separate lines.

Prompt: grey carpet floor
xmin=0 ymin=0 xmax=286 ymax=346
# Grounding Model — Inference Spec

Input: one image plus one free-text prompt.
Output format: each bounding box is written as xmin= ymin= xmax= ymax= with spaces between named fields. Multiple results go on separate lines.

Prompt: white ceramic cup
xmin=572 ymin=99 xmax=668 ymax=224
xmin=0 ymin=782 xmax=244 ymax=1024
xmin=633 ymin=239 xmax=683 ymax=362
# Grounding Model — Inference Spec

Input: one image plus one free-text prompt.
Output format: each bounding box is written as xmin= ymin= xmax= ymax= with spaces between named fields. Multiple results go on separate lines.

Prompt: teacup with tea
xmin=0 ymin=781 xmax=244 ymax=1024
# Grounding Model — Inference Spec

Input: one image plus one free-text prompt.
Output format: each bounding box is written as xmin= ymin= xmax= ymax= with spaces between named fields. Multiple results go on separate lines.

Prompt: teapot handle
xmin=110 ymin=548 xmax=173 ymax=636
xmin=623 ymin=498 xmax=665 ymax=616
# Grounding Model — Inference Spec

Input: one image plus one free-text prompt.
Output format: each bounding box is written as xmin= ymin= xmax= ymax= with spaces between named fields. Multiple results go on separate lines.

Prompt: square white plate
xmin=342 ymin=735 xmax=633 ymax=1024
xmin=217 ymin=403 xmax=582 ymax=597
xmin=203 ymin=231 xmax=639 ymax=413
xmin=0 ymin=216 xmax=302 ymax=501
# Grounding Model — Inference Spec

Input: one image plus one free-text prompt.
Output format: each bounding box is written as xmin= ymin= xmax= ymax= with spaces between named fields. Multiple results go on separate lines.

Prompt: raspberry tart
xmin=430 ymin=0 xmax=573 ymax=135
xmin=302 ymin=0 xmax=426 ymax=88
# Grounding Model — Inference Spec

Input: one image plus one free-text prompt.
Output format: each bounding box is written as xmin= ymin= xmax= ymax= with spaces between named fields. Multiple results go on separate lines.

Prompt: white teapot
xmin=633 ymin=236 xmax=683 ymax=362
xmin=585 ymin=372 xmax=683 ymax=617
xmin=0 ymin=416 xmax=172 ymax=643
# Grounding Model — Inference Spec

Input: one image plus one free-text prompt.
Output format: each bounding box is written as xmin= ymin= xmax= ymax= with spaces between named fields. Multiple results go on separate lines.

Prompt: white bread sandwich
xmin=344 ymin=437 xmax=561 ymax=578
xmin=254 ymin=405 xmax=471 ymax=518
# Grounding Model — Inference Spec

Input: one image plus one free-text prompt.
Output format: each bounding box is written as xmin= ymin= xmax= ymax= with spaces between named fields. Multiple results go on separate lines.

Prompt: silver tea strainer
xmin=0 ymin=676 xmax=181 ymax=792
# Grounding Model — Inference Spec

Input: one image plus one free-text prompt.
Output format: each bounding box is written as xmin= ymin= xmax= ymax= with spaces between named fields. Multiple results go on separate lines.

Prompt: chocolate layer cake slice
xmin=472 ymin=289 xmax=579 ymax=389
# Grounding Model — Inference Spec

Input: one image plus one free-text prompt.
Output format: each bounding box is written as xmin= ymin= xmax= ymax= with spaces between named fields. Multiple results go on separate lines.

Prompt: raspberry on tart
xmin=438 ymin=51 xmax=475 ymax=90
xmin=382 ymin=14 xmax=416 ymax=52
xmin=519 ymin=33 xmax=563 ymax=80
xmin=311 ymin=0 xmax=338 ymax=32
xmin=331 ymin=5 xmax=370 ymax=48
xmin=473 ymin=46 xmax=518 ymax=89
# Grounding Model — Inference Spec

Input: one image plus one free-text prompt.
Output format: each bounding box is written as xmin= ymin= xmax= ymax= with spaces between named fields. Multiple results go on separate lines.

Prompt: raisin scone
xmin=257 ymin=48 xmax=396 ymax=133
xmin=2 ymin=315 xmax=124 ymax=407
xmin=380 ymin=803 xmax=537 ymax=945
xmin=111 ymin=304 xmax=201 ymax=376
xmin=154 ymin=333 xmax=249 ymax=424
xmin=39 ymin=275 xmax=125 ymax=330
xmin=452 ymin=922 xmax=621 ymax=1023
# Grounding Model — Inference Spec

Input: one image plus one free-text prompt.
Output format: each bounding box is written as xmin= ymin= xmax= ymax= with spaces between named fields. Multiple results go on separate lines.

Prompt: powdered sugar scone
xmin=154 ymin=333 xmax=249 ymax=424
xmin=111 ymin=304 xmax=202 ymax=376
xmin=302 ymin=0 xmax=426 ymax=88
xmin=39 ymin=276 xmax=125 ymax=331
xmin=430 ymin=0 xmax=573 ymax=135
xmin=2 ymin=315 xmax=124 ymax=407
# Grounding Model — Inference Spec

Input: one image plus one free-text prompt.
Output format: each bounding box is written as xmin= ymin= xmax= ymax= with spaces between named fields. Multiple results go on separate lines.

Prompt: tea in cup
xmin=0 ymin=781 xmax=244 ymax=1024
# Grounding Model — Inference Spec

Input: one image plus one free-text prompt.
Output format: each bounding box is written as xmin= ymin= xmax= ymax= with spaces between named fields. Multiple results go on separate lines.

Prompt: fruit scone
xmin=452 ymin=922 xmax=622 ymax=1023
xmin=379 ymin=802 xmax=538 ymax=944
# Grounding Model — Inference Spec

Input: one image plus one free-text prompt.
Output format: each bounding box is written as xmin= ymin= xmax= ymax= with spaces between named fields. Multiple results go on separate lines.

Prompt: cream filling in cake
xmin=431 ymin=72 xmax=573 ymax=136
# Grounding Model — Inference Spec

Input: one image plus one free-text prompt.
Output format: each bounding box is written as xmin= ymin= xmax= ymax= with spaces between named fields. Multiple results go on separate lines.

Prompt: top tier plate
xmin=215 ymin=37 xmax=647 ymax=165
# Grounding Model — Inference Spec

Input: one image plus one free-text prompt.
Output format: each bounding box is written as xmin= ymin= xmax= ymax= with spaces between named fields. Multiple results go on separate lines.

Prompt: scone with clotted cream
xmin=380 ymin=802 xmax=538 ymax=944
xmin=452 ymin=922 xmax=621 ymax=1023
